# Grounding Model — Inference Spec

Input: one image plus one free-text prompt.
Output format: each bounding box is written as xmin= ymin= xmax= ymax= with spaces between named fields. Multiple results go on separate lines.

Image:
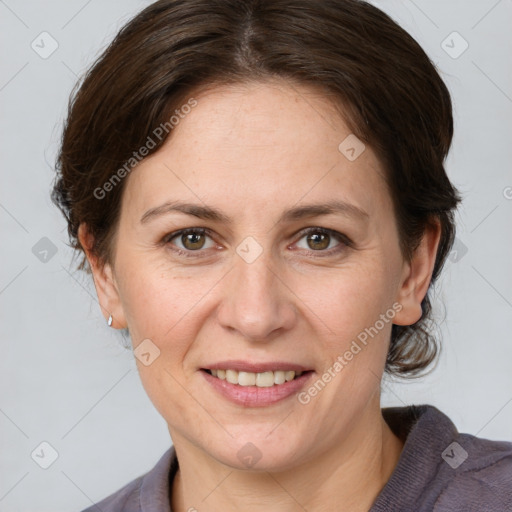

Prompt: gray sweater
xmin=81 ymin=405 xmax=512 ymax=511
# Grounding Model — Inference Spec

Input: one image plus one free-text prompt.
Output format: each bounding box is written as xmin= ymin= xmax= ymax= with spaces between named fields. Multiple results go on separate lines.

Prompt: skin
xmin=79 ymin=79 xmax=441 ymax=512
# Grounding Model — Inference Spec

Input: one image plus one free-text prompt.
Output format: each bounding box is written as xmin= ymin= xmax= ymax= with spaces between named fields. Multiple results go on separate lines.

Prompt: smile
xmin=205 ymin=369 xmax=304 ymax=387
xmin=201 ymin=366 xmax=314 ymax=407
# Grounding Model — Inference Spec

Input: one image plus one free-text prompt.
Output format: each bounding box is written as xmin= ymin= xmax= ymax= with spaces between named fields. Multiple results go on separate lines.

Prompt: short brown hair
xmin=52 ymin=0 xmax=461 ymax=378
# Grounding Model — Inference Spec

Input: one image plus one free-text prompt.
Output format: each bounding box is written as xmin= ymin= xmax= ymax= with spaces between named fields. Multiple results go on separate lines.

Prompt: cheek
xmin=115 ymin=253 xmax=219 ymax=348
xmin=116 ymin=261 xmax=212 ymax=417
xmin=300 ymin=261 xmax=395 ymax=340
xmin=299 ymin=263 xmax=399 ymax=395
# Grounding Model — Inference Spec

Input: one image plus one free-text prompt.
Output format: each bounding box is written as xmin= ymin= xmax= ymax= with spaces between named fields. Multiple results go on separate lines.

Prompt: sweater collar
xmin=369 ymin=404 xmax=458 ymax=511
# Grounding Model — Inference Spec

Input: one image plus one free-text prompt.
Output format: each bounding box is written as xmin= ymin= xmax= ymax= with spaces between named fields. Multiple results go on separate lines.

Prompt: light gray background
xmin=1 ymin=1 xmax=511 ymax=511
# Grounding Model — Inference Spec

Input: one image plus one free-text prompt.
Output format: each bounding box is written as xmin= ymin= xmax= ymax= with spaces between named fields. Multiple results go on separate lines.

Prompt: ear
xmin=393 ymin=219 xmax=441 ymax=326
xmin=78 ymin=223 xmax=127 ymax=329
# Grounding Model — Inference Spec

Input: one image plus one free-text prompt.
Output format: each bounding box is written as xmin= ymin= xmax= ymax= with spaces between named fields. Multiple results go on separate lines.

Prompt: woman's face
xmin=86 ymin=80 xmax=433 ymax=470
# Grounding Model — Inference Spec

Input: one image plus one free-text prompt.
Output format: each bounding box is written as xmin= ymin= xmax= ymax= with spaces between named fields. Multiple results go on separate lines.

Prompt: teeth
xmin=274 ymin=370 xmax=286 ymax=385
xmin=226 ymin=369 xmax=238 ymax=385
xmin=238 ymin=371 xmax=256 ymax=386
xmin=256 ymin=371 xmax=274 ymax=387
xmin=208 ymin=369 xmax=304 ymax=387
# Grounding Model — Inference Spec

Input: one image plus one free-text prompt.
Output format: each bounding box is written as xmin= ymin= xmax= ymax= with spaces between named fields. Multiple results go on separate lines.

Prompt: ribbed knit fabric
xmin=370 ymin=405 xmax=512 ymax=511
xmin=81 ymin=404 xmax=512 ymax=512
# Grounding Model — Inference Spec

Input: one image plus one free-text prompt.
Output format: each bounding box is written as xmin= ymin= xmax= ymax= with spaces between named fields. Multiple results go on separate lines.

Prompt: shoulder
xmin=433 ymin=432 xmax=512 ymax=511
xmin=80 ymin=476 xmax=144 ymax=512
xmin=79 ymin=446 xmax=177 ymax=512
xmin=373 ymin=404 xmax=512 ymax=512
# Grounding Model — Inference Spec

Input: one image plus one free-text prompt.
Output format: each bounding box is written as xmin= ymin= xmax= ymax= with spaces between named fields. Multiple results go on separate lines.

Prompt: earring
xmin=107 ymin=314 xmax=113 ymax=327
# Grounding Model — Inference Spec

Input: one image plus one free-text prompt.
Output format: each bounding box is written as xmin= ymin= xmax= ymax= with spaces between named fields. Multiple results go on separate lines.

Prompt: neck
xmin=171 ymin=397 xmax=404 ymax=512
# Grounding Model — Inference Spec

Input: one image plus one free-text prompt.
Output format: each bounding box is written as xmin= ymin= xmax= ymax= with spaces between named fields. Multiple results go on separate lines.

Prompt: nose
xmin=215 ymin=248 xmax=297 ymax=342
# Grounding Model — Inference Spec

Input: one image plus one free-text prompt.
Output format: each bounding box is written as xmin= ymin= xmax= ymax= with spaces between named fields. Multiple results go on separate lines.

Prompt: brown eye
xmin=306 ymin=232 xmax=330 ymax=250
xmin=295 ymin=227 xmax=349 ymax=255
xmin=165 ymin=228 xmax=215 ymax=253
xmin=181 ymin=232 xmax=206 ymax=250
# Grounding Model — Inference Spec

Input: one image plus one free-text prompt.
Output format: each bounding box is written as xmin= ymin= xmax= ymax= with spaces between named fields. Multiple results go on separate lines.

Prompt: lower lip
xmin=201 ymin=370 xmax=314 ymax=407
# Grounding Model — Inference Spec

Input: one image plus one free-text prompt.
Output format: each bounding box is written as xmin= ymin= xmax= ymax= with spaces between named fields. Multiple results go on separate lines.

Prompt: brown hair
xmin=52 ymin=0 xmax=461 ymax=378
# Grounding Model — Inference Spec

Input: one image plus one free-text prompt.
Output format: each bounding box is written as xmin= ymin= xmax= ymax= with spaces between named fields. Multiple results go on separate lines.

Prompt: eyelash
xmin=162 ymin=227 xmax=352 ymax=259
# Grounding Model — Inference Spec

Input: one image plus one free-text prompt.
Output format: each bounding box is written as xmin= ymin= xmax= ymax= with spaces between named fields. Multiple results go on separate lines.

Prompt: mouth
xmin=200 ymin=363 xmax=314 ymax=407
xmin=202 ymin=368 xmax=311 ymax=387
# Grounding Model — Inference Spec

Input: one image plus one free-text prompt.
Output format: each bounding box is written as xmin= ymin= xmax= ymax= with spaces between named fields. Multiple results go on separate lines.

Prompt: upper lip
xmin=202 ymin=360 xmax=313 ymax=373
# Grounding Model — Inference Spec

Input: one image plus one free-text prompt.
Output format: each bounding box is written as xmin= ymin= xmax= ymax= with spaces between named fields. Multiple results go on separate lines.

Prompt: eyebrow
xmin=140 ymin=199 xmax=369 ymax=225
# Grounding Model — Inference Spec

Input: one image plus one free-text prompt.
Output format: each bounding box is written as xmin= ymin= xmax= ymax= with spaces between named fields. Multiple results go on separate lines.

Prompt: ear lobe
xmin=393 ymin=220 xmax=442 ymax=326
xmin=77 ymin=223 xmax=127 ymax=329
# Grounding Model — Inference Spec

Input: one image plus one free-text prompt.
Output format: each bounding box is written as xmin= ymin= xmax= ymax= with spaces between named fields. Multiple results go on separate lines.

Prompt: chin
xmin=207 ymin=434 xmax=304 ymax=473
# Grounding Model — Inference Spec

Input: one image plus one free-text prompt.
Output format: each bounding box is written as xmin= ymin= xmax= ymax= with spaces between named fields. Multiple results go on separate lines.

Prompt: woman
xmin=52 ymin=0 xmax=512 ymax=510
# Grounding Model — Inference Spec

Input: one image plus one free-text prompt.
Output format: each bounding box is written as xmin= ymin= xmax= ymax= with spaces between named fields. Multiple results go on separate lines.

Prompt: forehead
xmin=121 ymin=80 xmax=390 ymax=224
